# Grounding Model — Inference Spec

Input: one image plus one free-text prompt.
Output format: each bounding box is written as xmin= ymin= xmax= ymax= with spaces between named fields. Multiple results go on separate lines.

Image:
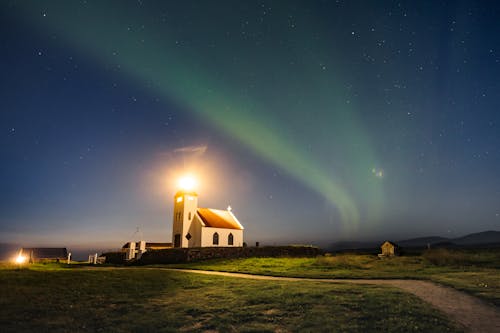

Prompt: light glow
xmin=14 ymin=254 xmax=27 ymax=264
xmin=178 ymin=176 xmax=197 ymax=191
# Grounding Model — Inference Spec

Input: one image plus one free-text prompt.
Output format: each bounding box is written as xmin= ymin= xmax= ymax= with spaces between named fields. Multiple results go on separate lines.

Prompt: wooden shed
xmin=379 ymin=241 xmax=400 ymax=257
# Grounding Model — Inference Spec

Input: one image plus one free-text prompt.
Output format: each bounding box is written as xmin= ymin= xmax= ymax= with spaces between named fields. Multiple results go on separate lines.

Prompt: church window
xmin=185 ymin=233 xmax=192 ymax=240
xmin=188 ymin=212 xmax=191 ymax=220
xmin=213 ymin=232 xmax=219 ymax=245
xmin=228 ymin=233 xmax=234 ymax=245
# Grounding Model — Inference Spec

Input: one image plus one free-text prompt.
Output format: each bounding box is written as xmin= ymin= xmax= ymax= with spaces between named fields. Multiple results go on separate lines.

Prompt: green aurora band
xmin=18 ymin=2 xmax=384 ymax=231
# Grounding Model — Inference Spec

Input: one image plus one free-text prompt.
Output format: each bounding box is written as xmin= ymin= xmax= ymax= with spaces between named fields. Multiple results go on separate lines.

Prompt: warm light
xmin=14 ymin=254 xmax=26 ymax=264
xmin=178 ymin=175 xmax=197 ymax=191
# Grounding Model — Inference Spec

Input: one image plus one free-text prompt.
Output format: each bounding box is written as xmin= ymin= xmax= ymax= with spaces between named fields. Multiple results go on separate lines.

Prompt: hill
xmin=328 ymin=230 xmax=500 ymax=251
xmin=453 ymin=230 xmax=500 ymax=245
xmin=397 ymin=236 xmax=450 ymax=248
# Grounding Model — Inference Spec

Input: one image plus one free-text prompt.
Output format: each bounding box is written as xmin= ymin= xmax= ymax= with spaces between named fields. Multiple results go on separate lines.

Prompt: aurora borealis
xmin=1 ymin=1 xmax=499 ymax=249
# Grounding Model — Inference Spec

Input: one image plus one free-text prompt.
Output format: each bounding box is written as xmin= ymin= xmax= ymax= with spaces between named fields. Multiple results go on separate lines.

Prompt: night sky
xmin=1 ymin=1 xmax=499 ymax=250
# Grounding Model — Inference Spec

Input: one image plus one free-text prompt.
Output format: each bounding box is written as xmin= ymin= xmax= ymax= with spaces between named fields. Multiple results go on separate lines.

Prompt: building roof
xmin=21 ymin=248 xmax=68 ymax=259
xmin=197 ymin=208 xmax=244 ymax=230
xmin=146 ymin=242 xmax=172 ymax=248
xmin=122 ymin=242 xmax=172 ymax=249
xmin=381 ymin=241 xmax=399 ymax=247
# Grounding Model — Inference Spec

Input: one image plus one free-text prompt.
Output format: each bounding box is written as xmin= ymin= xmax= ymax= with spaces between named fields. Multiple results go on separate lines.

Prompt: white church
xmin=172 ymin=190 xmax=244 ymax=248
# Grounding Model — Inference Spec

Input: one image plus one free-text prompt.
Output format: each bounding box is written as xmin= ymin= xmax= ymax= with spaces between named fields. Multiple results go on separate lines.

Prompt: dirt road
xmin=167 ymin=269 xmax=500 ymax=333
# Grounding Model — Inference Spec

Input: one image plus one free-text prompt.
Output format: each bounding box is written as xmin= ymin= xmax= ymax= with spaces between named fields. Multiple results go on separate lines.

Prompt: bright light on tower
xmin=178 ymin=175 xmax=197 ymax=191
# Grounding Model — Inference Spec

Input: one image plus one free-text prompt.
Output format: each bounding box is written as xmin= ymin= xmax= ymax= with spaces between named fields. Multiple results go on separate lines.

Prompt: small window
xmin=176 ymin=196 xmax=183 ymax=203
xmin=228 ymin=233 xmax=234 ymax=245
xmin=185 ymin=233 xmax=192 ymax=240
xmin=188 ymin=212 xmax=191 ymax=220
xmin=213 ymin=232 xmax=219 ymax=245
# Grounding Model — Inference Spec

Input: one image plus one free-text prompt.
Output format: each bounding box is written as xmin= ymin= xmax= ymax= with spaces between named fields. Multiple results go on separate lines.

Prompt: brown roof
xmin=197 ymin=208 xmax=243 ymax=230
xmin=381 ymin=241 xmax=399 ymax=247
xmin=122 ymin=242 xmax=172 ymax=249
xmin=146 ymin=242 xmax=172 ymax=249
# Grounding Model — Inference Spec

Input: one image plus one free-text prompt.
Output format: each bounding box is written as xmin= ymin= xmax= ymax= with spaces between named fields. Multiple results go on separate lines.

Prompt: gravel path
xmin=168 ymin=269 xmax=500 ymax=333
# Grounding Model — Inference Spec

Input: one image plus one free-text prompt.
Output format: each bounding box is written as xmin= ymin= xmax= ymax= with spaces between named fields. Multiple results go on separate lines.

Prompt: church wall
xmin=201 ymin=227 xmax=243 ymax=247
xmin=187 ymin=214 xmax=202 ymax=247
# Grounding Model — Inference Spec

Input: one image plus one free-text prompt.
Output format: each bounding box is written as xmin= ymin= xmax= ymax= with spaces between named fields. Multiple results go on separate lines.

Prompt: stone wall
xmin=136 ymin=246 xmax=322 ymax=265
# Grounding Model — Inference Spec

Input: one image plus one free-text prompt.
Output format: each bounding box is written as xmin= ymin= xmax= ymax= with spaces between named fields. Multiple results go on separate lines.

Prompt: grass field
xmin=0 ymin=263 xmax=462 ymax=332
xmin=167 ymin=248 xmax=500 ymax=307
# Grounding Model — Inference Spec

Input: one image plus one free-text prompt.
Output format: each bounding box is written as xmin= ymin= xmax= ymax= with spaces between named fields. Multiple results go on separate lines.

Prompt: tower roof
xmin=174 ymin=190 xmax=198 ymax=197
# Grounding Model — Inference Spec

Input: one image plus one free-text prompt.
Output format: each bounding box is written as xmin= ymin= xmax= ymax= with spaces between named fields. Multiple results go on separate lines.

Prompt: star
xmin=372 ymin=168 xmax=384 ymax=179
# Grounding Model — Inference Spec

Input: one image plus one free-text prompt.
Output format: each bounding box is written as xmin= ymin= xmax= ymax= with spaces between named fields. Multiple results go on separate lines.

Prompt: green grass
xmin=166 ymin=248 xmax=500 ymax=306
xmin=0 ymin=264 xmax=462 ymax=332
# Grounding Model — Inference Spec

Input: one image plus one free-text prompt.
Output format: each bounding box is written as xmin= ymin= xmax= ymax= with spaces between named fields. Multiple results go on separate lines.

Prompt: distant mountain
xmin=397 ymin=236 xmax=450 ymax=248
xmin=453 ymin=230 xmax=500 ymax=245
xmin=328 ymin=230 xmax=500 ymax=251
xmin=329 ymin=241 xmax=379 ymax=251
xmin=397 ymin=231 xmax=500 ymax=248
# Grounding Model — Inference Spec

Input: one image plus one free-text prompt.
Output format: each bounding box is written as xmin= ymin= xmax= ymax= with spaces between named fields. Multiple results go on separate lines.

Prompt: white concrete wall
xmin=126 ymin=242 xmax=136 ymax=260
xmin=172 ymin=192 xmax=198 ymax=247
xmin=201 ymin=227 xmax=243 ymax=247
xmin=187 ymin=214 xmax=202 ymax=247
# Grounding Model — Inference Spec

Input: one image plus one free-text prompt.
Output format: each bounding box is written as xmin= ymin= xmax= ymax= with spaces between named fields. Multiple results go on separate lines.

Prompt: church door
xmin=174 ymin=234 xmax=181 ymax=247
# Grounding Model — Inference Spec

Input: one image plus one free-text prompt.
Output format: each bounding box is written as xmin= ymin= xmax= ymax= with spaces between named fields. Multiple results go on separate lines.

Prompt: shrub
xmin=313 ymin=254 xmax=369 ymax=269
xmin=422 ymin=248 xmax=475 ymax=267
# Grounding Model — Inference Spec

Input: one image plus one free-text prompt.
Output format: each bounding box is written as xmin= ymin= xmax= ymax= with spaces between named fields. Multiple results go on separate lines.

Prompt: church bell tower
xmin=172 ymin=191 xmax=198 ymax=248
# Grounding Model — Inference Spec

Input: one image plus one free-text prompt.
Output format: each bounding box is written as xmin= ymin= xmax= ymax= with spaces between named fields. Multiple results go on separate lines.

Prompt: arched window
xmin=228 ymin=233 xmax=234 ymax=245
xmin=213 ymin=232 xmax=219 ymax=245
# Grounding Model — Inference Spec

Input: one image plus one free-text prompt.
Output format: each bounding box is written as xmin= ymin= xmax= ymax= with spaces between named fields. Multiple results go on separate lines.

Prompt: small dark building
xmin=20 ymin=248 xmax=68 ymax=263
xmin=122 ymin=241 xmax=173 ymax=260
xmin=379 ymin=241 xmax=400 ymax=257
